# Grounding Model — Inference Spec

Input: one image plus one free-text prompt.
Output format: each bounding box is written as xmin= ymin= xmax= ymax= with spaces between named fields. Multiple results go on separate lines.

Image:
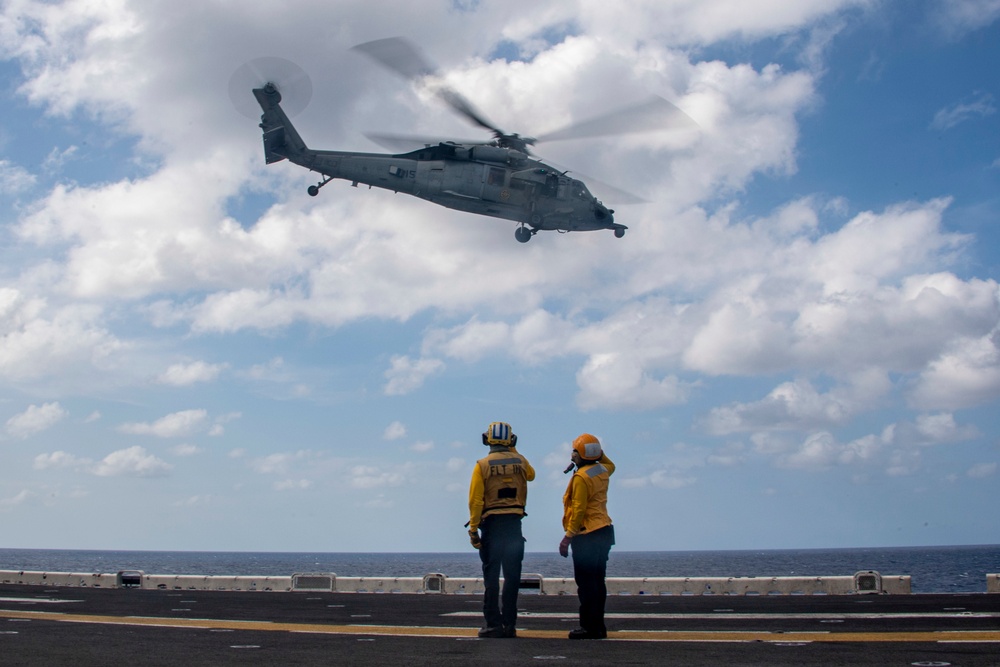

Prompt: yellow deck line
xmin=3 ymin=608 xmax=1000 ymax=643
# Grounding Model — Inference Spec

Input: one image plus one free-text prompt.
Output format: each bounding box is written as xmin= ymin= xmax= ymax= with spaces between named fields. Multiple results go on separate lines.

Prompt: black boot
xmin=568 ymin=627 xmax=607 ymax=639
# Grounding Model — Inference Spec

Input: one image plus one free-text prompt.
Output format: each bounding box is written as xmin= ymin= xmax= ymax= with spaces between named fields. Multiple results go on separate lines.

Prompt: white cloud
xmin=754 ymin=411 xmax=976 ymax=473
xmin=706 ymin=441 xmax=747 ymax=467
xmin=157 ymin=361 xmax=227 ymax=386
xmin=1 ymin=489 xmax=32 ymax=510
xmin=383 ymin=355 xmax=444 ymax=396
xmin=621 ymin=468 xmax=697 ymax=489
xmin=91 ymin=446 xmax=172 ymax=477
xmin=0 ymin=292 xmax=124 ymax=390
xmin=416 ymin=197 xmax=995 ymax=417
xmin=967 ymin=462 xmax=997 ymax=478
xmin=250 ymin=452 xmax=302 ymax=475
xmin=169 ymin=443 xmax=201 ymax=456
xmin=704 ymin=374 xmax=888 ymax=435
xmin=930 ymin=0 xmax=1000 ymax=37
xmin=173 ymin=495 xmax=211 ymax=507
xmin=576 ymin=352 xmax=691 ymax=410
xmin=34 ymin=446 xmax=171 ymax=477
xmin=776 ymin=431 xmax=882 ymax=470
xmin=42 ymin=146 xmax=79 ymax=173
xmin=0 ymin=160 xmax=36 ymax=194
xmin=350 ymin=465 xmax=405 ymax=489
xmin=500 ymin=0 xmax=873 ymax=50
xmin=886 ymin=448 xmax=922 ymax=477
xmin=274 ymin=479 xmax=312 ymax=491
xmin=5 ymin=401 xmax=67 ymax=439
xmin=34 ymin=450 xmax=89 ymax=471
xmin=361 ymin=494 xmax=394 ymax=509
xmin=913 ymin=412 xmax=978 ymax=444
xmin=207 ymin=412 xmax=241 ymax=438
xmin=410 ymin=440 xmax=434 ymax=453
xmin=118 ymin=409 xmax=208 ymax=437
xmin=910 ymin=331 xmax=1000 ymax=410
xmin=383 ymin=421 xmax=407 ymax=440
xmin=930 ymin=93 xmax=996 ymax=130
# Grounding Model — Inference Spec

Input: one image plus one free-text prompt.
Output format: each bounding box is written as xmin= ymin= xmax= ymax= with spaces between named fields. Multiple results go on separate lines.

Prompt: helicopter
xmin=247 ymin=38 xmax=694 ymax=243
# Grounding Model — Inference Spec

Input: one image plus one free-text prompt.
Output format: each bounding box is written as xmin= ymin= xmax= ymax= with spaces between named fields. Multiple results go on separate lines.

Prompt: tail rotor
xmin=228 ymin=57 xmax=313 ymax=119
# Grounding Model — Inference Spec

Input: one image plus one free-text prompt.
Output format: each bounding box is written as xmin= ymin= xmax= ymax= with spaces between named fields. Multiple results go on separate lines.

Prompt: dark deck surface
xmin=2 ymin=583 xmax=999 ymax=665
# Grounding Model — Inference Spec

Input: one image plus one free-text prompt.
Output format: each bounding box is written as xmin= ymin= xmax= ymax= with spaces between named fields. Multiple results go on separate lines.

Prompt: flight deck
xmin=2 ymin=570 xmax=999 ymax=666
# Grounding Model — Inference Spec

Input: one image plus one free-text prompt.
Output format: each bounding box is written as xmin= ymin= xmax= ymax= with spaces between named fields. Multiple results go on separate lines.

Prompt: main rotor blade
xmin=436 ymin=88 xmax=501 ymax=135
xmin=535 ymin=95 xmax=697 ymax=143
xmin=352 ymin=37 xmax=504 ymax=137
xmin=351 ymin=37 xmax=435 ymax=80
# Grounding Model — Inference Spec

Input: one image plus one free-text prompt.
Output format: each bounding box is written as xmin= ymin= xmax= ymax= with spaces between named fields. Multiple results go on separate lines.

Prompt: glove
xmin=469 ymin=530 xmax=482 ymax=550
xmin=559 ymin=536 xmax=571 ymax=558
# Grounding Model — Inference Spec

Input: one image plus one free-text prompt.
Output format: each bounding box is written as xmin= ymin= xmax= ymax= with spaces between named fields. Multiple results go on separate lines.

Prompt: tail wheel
xmin=307 ymin=176 xmax=332 ymax=197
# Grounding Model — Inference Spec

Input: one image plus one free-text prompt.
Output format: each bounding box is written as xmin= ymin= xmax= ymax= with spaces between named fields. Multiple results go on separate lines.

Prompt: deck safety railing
xmin=0 ymin=569 xmax=945 ymax=594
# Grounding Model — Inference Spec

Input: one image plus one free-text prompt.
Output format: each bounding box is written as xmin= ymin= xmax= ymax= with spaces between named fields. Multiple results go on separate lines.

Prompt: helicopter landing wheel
xmin=614 ymin=228 xmax=625 ymax=238
xmin=308 ymin=176 xmax=332 ymax=198
xmin=515 ymin=226 xmax=533 ymax=243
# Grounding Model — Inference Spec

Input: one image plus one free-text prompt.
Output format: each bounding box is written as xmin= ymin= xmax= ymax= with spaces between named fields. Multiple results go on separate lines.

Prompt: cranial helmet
xmin=483 ymin=421 xmax=516 ymax=447
xmin=572 ymin=433 xmax=602 ymax=461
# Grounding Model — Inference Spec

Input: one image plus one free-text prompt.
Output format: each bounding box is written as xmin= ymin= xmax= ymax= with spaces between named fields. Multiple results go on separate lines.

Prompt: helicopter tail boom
xmin=253 ymin=85 xmax=308 ymax=164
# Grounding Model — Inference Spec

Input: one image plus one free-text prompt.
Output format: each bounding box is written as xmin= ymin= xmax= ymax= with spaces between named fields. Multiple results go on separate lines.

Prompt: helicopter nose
xmin=594 ymin=203 xmax=613 ymax=223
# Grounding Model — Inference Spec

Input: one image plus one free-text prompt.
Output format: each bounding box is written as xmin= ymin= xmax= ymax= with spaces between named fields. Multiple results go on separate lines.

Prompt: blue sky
xmin=1 ymin=0 xmax=998 ymax=554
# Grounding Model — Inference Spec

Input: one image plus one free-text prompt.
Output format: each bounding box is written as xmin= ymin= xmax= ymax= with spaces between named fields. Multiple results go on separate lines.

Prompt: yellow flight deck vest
xmin=562 ymin=461 xmax=612 ymax=536
xmin=477 ymin=449 xmax=530 ymax=519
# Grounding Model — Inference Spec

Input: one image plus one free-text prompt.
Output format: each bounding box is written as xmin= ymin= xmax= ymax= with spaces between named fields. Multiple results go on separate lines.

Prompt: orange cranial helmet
xmin=572 ymin=433 xmax=602 ymax=461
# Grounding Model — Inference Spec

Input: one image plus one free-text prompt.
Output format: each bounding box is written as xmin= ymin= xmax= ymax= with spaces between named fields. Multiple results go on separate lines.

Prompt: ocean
xmin=1 ymin=545 xmax=997 ymax=594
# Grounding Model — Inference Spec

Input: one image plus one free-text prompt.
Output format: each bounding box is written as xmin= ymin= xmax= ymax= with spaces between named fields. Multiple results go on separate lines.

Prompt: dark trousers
xmin=479 ymin=513 xmax=525 ymax=628
xmin=571 ymin=524 xmax=615 ymax=633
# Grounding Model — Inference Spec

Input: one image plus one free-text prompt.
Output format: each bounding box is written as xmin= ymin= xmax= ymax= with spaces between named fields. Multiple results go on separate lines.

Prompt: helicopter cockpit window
xmin=487 ymin=167 xmax=506 ymax=185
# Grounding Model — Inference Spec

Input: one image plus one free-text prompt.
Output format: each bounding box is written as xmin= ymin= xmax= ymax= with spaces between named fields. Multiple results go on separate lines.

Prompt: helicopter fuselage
xmin=299 ymin=145 xmax=618 ymax=232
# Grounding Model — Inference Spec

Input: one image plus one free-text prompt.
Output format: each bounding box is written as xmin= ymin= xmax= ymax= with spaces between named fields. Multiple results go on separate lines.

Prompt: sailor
xmin=559 ymin=433 xmax=616 ymax=639
xmin=467 ymin=421 xmax=535 ymax=638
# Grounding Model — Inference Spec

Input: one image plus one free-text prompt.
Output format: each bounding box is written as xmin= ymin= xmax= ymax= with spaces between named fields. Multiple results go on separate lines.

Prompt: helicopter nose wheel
xmin=614 ymin=228 xmax=625 ymax=238
xmin=515 ymin=225 xmax=535 ymax=243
